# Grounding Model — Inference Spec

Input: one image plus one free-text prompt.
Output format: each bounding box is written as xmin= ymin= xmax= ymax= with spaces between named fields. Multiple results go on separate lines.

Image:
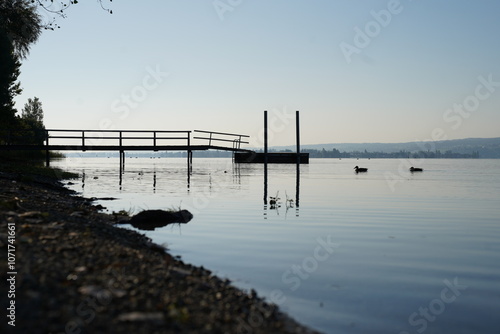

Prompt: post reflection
xmin=263 ymin=161 xmax=268 ymax=219
xmin=263 ymin=161 xmax=301 ymax=218
xmin=153 ymin=170 xmax=157 ymax=192
xmin=295 ymin=162 xmax=300 ymax=217
xmin=80 ymin=165 xmax=191 ymax=192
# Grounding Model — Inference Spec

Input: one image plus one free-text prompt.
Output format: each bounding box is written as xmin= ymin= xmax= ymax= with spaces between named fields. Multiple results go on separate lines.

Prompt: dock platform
xmin=234 ymin=152 xmax=309 ymax=164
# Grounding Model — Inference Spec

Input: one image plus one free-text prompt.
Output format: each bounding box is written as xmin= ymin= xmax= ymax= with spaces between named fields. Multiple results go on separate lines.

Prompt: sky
xmin=14 ymin=0 xmax=500 ymax=147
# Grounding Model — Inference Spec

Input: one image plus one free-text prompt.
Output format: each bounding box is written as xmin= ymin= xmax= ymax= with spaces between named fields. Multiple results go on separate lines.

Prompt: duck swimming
xmin=409 ymin=167 xmax=423 ymax=172
xmin=354 ymin=166 xmax=368 ymax=173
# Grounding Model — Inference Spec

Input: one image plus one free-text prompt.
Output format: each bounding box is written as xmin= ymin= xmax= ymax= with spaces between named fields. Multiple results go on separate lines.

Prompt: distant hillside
xmin=269 ymin=137 xmax=500 ymax=159
xmin=64 ymin=137 xmax=500 ymax=159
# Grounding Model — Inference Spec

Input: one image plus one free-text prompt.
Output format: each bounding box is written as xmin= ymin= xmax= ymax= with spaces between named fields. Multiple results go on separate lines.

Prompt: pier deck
xmin=0 ymin=129 xmax=252 ymax=167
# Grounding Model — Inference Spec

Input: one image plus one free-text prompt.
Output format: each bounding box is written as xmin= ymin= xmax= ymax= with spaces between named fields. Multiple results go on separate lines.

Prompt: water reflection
xmin=263 ymin=161 xmax=268 ymax=205
xmin=80 ymin=164 xmax=191 ymax=191
xmin=296 ymin=163 xmax=300 ymax=213
xmin=153 ymin=170 xmax=156 ymax=192
xmin=263 ymin=161 xmax=301 ymax=218
xmin=56 ymin=158 xmax=500 ymax=334
xmin=77 ymin=158 xmax=302 ymax=219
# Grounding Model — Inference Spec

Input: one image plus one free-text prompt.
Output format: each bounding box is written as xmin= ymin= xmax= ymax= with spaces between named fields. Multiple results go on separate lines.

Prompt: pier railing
xmin=193 ymin=130 xmax=249 ymax=150
xmin=0 ymin=128 xmax=251 ymax=152
xmin=47 ymin=129 xmax=191 ymax=150
xmin=0 ymin=129 xmax=192 ymax=150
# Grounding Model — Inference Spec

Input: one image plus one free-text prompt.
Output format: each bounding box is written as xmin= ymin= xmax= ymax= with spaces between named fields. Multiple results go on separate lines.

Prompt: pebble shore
xmin=0 ymin=169 xmax=321 ymax=334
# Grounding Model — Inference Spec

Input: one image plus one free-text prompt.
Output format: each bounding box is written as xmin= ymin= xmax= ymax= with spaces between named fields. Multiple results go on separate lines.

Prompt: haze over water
xmin=54 ymin=157 xmax=500 ymax=334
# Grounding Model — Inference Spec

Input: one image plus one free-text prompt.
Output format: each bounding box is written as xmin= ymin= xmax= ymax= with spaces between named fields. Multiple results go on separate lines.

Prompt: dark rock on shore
xmin=0 ymin=171 xmax=321 ymax=334
xmin=118 ymin=209 xmax=193 ymax=231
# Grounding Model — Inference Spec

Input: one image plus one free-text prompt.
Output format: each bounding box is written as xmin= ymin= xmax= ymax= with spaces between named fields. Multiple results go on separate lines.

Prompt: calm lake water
xmin=52 ymin=157 xmax=500 ymax=334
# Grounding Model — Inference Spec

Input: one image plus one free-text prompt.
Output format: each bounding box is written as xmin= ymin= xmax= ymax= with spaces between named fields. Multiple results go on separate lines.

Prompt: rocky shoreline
xmin=0 ymin=168 xmax=320 ymax=334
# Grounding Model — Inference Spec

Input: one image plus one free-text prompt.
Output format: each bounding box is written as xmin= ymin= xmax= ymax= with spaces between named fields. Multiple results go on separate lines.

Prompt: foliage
xmin=18 ymin=119 xmax=46 ymax=145
xmin=0 ymin=30 xmax=22 ymax=126
xmin=0 ymin=0 xmax=42 ymax=59
xmin=0 ymin=95 xmax=46 ymax=146
xmin=34 ymin=0 xmax=113 ymax=30
xmin=0 ymin=0 xmax=113 ymax=129
xmin=0 ymin=1 xmax=40 ymax=130
xmin=22 ymin=96 xmax=43 ymax=123
xmin=112 ymin=209 xmax=131 ymax=217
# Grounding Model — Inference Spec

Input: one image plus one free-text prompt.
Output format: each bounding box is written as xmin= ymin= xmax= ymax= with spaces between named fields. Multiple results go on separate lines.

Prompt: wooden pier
xmin=1 ymin=109 xmax=309 ymax=166
xmin=0 ymin=129 xmax=251 ymax=167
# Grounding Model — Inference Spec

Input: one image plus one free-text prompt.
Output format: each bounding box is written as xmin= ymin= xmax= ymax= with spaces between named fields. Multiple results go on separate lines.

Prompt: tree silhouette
xmin=0 ymin=0 xmax=113 ymax=130
xmin=0 ymin=0 xmax=42 ymax=59
xmin=0 ymin=1 xmax=39 ymax=128
xmin=19 ymin=96 xmax=46 ymax=145
xmin=22 ymin=97 xmax=44 ymax=124
xmin=0 ymin=27 xmax=22 ymax=127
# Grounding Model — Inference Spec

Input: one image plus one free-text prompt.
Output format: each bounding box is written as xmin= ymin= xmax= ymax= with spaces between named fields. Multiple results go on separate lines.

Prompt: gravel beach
xmin=0 ymin=167 xmax=321 ymax=334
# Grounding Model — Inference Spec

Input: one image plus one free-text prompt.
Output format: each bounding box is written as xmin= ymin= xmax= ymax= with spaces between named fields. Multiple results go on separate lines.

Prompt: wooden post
xmin=296 ymin=110 xmax=300 ymax=164
xmin=264 ymin=110 xmax=268 ymax=164
xmin=187 ymin=131 xmax=192 ymax=173
xmin=153 ymin=131 xmax=157 ymax=151
xmin=45 ymin=130 xmax=50 ymax=167
xmin=119 ymin=151 xmax=122 ymax=175
xmin=119 ymin=150 xmax=125 ymax=174
xmin=82 ymin=130 xmax=86 ymax=151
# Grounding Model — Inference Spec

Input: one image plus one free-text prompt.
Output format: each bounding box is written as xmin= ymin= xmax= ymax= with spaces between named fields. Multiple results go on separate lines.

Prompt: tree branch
xmin=33 ymin=0 xmax=112 ymax=29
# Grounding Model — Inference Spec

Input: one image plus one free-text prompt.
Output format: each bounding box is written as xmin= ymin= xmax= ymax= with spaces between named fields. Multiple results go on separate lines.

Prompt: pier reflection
xmin=80 ymin=164 xmax=191 ymax=192
xmin=75 ymin=158 xmax=300 ymax=218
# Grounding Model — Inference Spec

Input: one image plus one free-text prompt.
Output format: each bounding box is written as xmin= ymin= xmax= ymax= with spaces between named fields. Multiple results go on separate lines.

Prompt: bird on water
xmin=409 ymin=167 xmax=423 ymax=172
xmin=354 ymin=166 xmax=368 ymax=173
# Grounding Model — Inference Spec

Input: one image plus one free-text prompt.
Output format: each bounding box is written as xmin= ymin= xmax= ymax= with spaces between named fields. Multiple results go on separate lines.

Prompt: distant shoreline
xmin=61 ymin=150 xmax=484 ymax=159
xmin=49 ymin=136 xmax=500 ymax=159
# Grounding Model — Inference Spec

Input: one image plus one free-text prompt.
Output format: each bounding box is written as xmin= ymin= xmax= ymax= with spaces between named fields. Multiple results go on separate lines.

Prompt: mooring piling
xmin=233 ymin=110 xmax=308 ymax=164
